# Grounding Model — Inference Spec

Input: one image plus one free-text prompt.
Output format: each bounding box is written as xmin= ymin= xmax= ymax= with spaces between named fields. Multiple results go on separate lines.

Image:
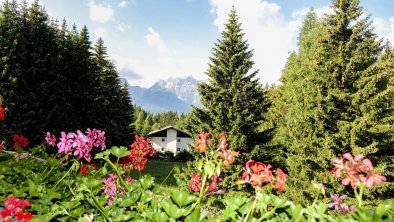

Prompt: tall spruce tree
xmin=92 ymin=38 xmax=135 ymax=145
xmin=186 ymin=7 xmax=267 ymax=154
xmin=277 ymin=1 xmax=393 ymax=205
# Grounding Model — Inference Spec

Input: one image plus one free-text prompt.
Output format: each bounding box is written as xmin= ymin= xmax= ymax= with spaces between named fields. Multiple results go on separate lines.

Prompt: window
xmin=177 ymin=148 xmax=180 ymax=151
xmin=177 ymin=139 xmax=180 ymax=142
xmin=162 ymin=138 xmax=165 ymax=142
xmin=161 ymin=147 xmax=165 ymax=152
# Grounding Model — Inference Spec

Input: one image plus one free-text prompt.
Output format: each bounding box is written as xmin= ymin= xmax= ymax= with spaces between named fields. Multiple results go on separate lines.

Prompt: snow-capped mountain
xmin=151 ymin=76 xmax=202 ymax=108
xmin=121 ymin=76 xmax=202 ymax=114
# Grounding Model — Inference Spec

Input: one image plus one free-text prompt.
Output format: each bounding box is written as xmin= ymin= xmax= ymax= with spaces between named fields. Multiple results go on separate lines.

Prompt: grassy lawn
xmin=129 ymin=159 xmax=187 ymax=186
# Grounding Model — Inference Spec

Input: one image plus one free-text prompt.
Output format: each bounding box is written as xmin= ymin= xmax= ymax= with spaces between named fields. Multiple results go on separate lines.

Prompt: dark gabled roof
xmin=148 ymin=125 xmax=192 ymax=138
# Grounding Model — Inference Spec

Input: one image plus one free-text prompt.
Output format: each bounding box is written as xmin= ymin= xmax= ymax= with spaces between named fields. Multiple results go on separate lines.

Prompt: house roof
xmin=148 ymin=125 xmax=192 ymax=138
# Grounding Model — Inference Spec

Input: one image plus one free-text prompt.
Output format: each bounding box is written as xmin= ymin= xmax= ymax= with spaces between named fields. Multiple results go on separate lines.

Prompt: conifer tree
xmin=92 ymin=38 xmax=135 ymax=145
xmin=277 ymin=1 xmax=393 ymax=204
xmin=185 ymin=7 xmax=267 ymax=153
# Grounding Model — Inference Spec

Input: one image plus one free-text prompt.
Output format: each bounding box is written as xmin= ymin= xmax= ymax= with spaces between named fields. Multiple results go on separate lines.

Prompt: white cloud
xmin=373 ymin=16 xmax=394 ymax=44
xmin=209 ymin=0 xmax=297 ymax=84
xmin=291 ymin=6 xmax=333 ymax=19
xmin=116 ymin=24 xmax=125 ymax=33
xmin=88 ymin=1 xmax=114 ymax=24
xmin=94 ymin=27 xmax=108 ymax=39
xmin=117 ymin=0 xmax=134 ymax=8
xmin=144 ymin=27 xmax=169 ymax=55
xmin=116 ymin=23 xmax=131 ymax=32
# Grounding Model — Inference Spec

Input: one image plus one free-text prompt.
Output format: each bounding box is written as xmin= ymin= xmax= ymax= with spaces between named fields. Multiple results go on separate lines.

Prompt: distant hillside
xmin=121 ymin=76 xmax=202 ymax=114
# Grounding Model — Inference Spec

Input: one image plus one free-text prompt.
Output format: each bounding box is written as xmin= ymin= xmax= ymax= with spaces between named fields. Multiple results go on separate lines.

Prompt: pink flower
xmin=328 ymin=194 xmax=356 ymax=214
xmin=330 ymin=153 xmax=387 ymax=189
xmin=44 ymin=132 xmax=57 ymax=146
xmin=126 ymin=176 xmax=134 ymax=183
xmin=101 ymin=174 xmax=122 ymax=205
xmin=57 ymin=132 xmax=74 ymax=154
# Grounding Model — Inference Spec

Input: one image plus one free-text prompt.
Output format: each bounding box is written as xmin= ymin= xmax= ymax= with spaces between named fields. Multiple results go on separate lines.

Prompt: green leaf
xmin=27 ymin=179 xmax=39 ymax=197
xmin=140 ymin=175 xmax=155 ymax=189
xmin=60 ymin=201 xmax=80 ymax=210
xmin=153 ymin=212 xmax=169 ymax=222
xmin=140 ymin=190 xmax=153 ymax=204
xmin=171 ymin=190 xmax=196 ymax=207
xmin=110 ymin=146 xmax=130 ymax=158
xmin=185 ymin=205 xmax=206 ymax=222
xmin=161 ymin=201 xmax=187 ymax=220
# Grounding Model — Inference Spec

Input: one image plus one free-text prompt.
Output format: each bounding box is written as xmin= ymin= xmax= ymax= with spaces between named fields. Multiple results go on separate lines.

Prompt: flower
xmin=274 ymin=168 xmax=287 ymax=192
xmin=241 ymin=160 xmax=273 ymax=187
xmin=0 ymin=197 xmax=33 ymax=222
xmin=330 ymin=153 xmax=387 ymax=189
xmin=0 ymin=102 xmax=5 ymax=121
xmin=79 ymin=163 xmax=97 ymax=176
xmin=12 ymin=134 xmax=29 ymax=149
xmin=188 ymin=173 xmax=223 ymax=193
xmin=207 ymin=175 xmax=223 ymax=192
xmin=101 ymin=174 xmax=122 ymax=205
xmin=120 ymin=135 xmax=156 ymax=171
xmin=218 ymin=148 xmax=239 ymax=167
xmin=328 ymin=194 xmax=356 ymax=214
xmin=0 ymin=140 xmax=3 ymax=152
xmin=189 ymin=173 xmax=202 ymax=192
xmin=54 ymin=129 xmax=106 ymax=162
xmin=126 ymin=176 xmax=134 ymax=183
xmin=194 ymin=132 xmax=213 ymax=153
xmin=44 ymin=132 xmax=57 ymax=146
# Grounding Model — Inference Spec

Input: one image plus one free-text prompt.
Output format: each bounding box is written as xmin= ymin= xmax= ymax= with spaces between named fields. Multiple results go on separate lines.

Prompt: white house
xmin=148 ymin=126 xmax=194 ymax=154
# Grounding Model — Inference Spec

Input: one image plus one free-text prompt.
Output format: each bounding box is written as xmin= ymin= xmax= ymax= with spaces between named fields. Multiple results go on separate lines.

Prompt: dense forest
xmin=0 ymin=0 xmax=392 ymax=206
xmin=133 ymin=106 xmax=187 ymax=136
xmin=0 ymin=1 xmax=134 ymax=147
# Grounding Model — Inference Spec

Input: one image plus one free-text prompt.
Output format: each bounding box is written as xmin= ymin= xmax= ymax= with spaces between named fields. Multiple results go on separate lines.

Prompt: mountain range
xmin=121 ymin=76 xmax=202 ymax=114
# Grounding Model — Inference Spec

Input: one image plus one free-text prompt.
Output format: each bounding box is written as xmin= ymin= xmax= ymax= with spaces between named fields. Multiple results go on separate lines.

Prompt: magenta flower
xmin=44 ymin=132 xmax=57 ymax=146
xmin=101 ymin=174 xmax=123 ymax=205
xmin=53 ymin=129 xmax=106 ymax=162
xmin=57 ymin=132 xmax=74 ymax=154
xmin=328 ymin=194 xmax=356 ymax=214
xmin=330 ymin=153 xmax=387 ymax=189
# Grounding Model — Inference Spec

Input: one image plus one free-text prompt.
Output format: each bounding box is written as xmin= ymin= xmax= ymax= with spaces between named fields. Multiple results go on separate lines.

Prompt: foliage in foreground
xmin=0 ymin=130 xmax=393 ymax=221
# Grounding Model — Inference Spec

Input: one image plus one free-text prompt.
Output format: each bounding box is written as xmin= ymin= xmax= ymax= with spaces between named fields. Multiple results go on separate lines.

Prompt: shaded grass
xmin=129 ymin=159 xmax=187 ymax=186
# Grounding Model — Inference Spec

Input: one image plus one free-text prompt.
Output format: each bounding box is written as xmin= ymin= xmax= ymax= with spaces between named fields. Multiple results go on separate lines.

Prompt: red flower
xmin=16 ymin=212 xmax=34 ymax=222
xmin=207 ymin=175 xmax=223 ymax=192
xmin=120 ymin=135 xmax=156 ymax=171
xmin=0 ymin=197 xmax=33 ymax=222
xmin=194 ymin=132 xmax=213 ymax=153
xmin=274 ymin=168 xmax=287 ymax=192
xmin=12 ymin=134 xmax=29 ymax=149
xmin=241 ymin=160 xmax=273 ymax=187
xmin=189 ymin=173 xmax=223 ymax=193
xmin=79 ymin=163 xmax=97 ymax=176
xmin=218 ymin=148 xmax=239 ymax=167
xmin=0 ymin=102 xmax=5 ymax=121
xmin=189 ymin=173 xmax=202 ymax=192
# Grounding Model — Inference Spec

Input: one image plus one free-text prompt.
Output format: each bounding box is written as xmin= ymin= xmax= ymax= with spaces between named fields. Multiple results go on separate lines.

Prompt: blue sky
xmin=6 ymin=0 xmax=394 ymax=87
